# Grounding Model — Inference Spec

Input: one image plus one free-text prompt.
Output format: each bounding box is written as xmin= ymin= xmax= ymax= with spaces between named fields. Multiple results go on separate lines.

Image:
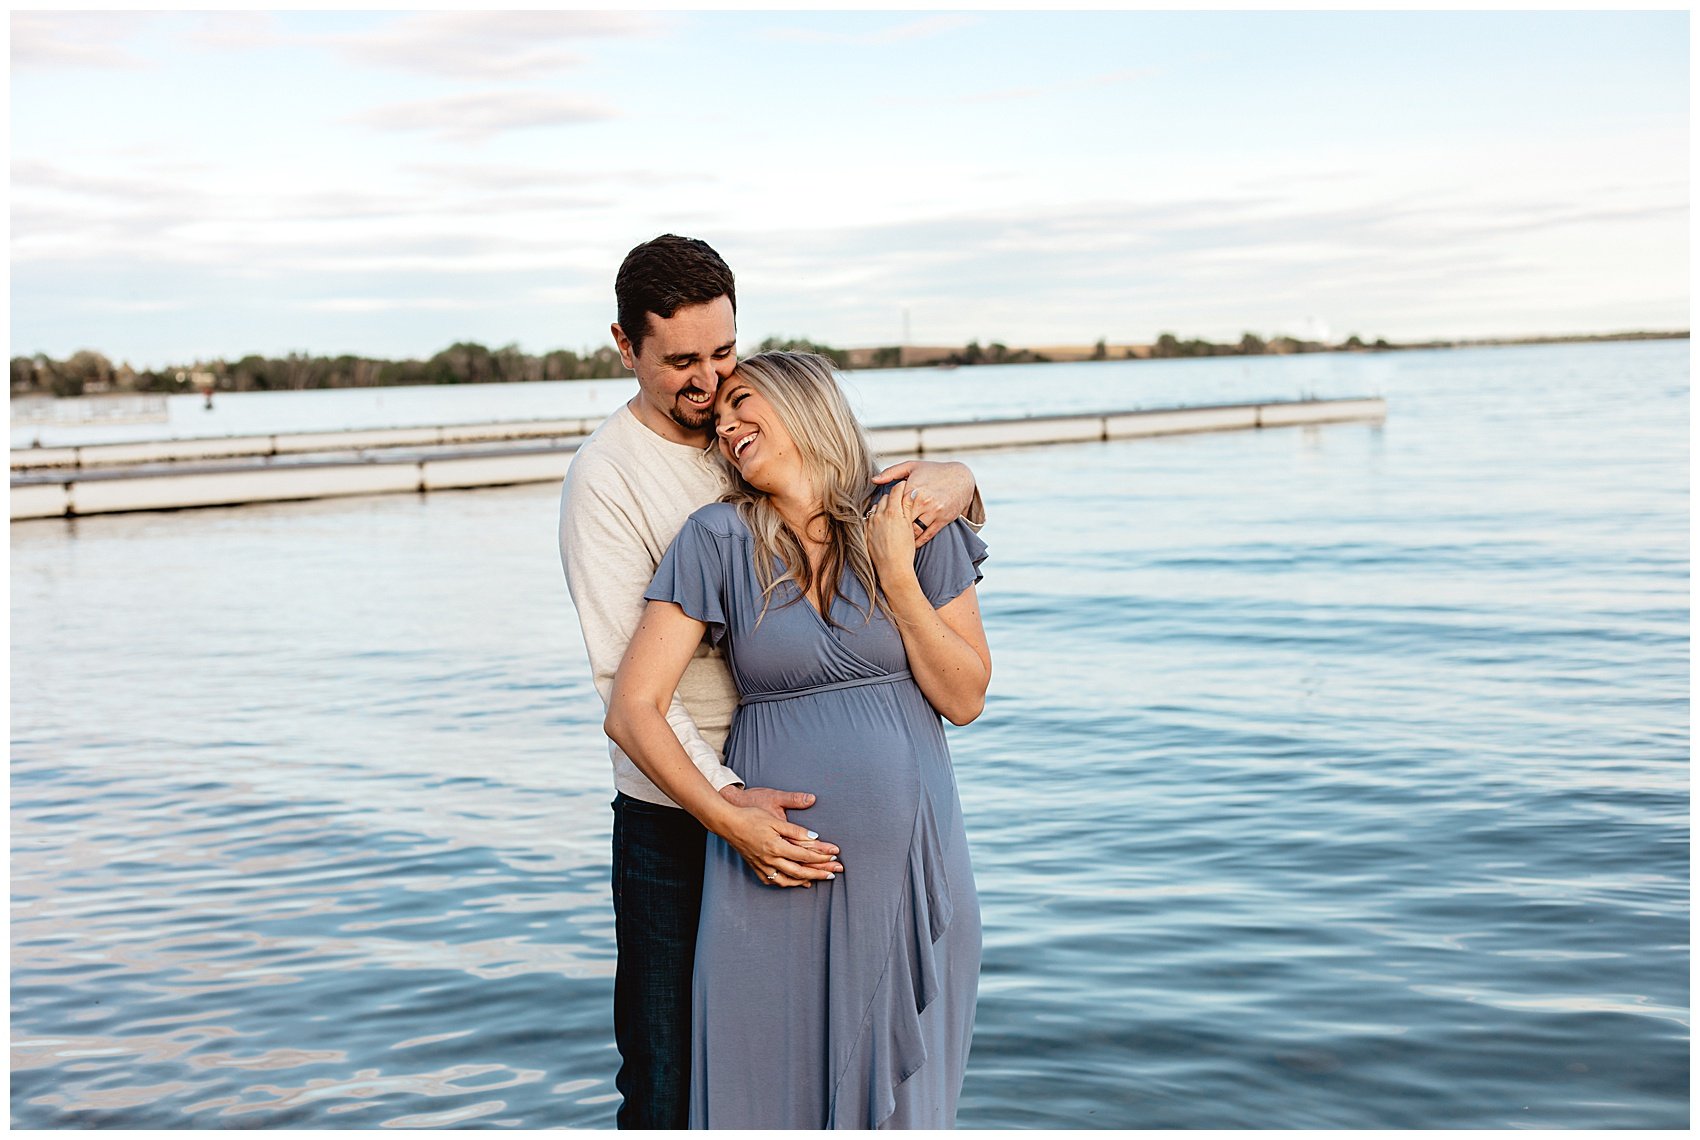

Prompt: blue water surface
xmin=10 ymin=342 xmax=1688 ymax=1128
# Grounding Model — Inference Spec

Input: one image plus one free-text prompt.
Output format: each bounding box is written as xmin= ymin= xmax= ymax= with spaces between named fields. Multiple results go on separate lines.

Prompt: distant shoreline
xmin=832 ymin=328 xmax=1689 ymax=368
xmin=9 ymin=329 xmax=1687 ymax=400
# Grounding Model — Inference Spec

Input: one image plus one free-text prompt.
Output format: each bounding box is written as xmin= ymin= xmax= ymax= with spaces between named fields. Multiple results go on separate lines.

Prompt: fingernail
xmin=806 ymin=830 xmax=818 ymax=840
xmin=825 ymin=872 xmax=836 ymax=879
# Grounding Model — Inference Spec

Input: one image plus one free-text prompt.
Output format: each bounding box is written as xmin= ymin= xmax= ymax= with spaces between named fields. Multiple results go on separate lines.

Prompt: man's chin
xmin=670 ymin=402 xmax=713 ymax=431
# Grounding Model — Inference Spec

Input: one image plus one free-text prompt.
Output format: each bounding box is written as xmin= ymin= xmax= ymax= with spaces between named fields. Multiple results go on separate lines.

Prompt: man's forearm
xmin=605 ymin=697 xmax=740 ymax=834
xmin=662 ymin=689 xmax=743 ymax=790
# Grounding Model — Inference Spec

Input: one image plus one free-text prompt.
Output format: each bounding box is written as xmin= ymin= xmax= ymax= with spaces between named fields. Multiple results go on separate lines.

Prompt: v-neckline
xmin=788 ymin=533 xmax=833 ymax=624
xmin=738 ymin=511 xmax=877 ymax=646
xmin=774 ymin=548 xmax=854 ymax=637
xmin=789 ymin=559 xmax=834 ymax=629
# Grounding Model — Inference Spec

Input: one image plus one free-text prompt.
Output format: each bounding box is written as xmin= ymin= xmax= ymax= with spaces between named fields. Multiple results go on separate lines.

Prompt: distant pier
xmin=11 ymin=397 xmax=1385 ymax=520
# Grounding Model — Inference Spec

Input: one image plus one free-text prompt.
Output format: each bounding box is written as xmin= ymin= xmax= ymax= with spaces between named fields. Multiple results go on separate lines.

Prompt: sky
xmin=8 ymin=8 xmax=1691 ymax=369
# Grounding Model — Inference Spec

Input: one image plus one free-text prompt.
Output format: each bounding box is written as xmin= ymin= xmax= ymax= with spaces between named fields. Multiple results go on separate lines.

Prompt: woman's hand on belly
xmin=710 ymin=789 xmax=845 ymax=888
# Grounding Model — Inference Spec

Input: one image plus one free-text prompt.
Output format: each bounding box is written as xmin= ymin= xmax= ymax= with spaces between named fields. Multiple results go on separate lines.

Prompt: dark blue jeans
xmin=610 ymin=792 xmax=707 ymax=1130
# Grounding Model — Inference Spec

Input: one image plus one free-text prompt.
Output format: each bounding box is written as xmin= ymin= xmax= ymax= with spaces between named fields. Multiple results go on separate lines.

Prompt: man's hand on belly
xmin=718 ymin=785 xmax=844 ymax=888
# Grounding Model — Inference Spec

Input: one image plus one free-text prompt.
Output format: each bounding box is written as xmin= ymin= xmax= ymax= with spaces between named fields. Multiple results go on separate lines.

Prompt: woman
xmin=605 ymin=351 xmax=990 ymax=1128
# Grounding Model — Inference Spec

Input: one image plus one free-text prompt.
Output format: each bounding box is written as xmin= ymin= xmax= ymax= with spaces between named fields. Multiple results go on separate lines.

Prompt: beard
xmin=669 ymin=389 xmax=714 ymax=430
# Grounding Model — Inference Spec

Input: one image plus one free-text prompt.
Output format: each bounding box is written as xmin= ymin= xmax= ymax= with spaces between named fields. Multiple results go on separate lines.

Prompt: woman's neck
xmin=770 ymin=483 xmax=827 ymax=545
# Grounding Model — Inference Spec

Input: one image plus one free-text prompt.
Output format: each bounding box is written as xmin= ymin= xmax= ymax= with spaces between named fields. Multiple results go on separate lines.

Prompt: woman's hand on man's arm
xmin=871 ymin=459 xmax=979 ymax=546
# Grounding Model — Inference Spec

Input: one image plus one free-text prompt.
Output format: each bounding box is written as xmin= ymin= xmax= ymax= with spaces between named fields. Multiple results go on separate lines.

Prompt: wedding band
xmin=767 ymin=871 xmax=780 ymax=880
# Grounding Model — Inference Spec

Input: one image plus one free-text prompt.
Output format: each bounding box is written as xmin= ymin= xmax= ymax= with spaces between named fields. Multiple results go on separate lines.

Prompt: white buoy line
xmin=11 ymin=397 xmax=1385 ymax=520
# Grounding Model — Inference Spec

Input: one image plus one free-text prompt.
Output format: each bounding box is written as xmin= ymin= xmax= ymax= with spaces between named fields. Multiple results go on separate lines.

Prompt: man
xmin=558 ymin=235 xmax=981 ymax=1128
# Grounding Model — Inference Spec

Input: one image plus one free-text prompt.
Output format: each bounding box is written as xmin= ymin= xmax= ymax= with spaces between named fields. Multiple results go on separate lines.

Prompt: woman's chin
xmin=737 ymin=463 xmax=779 ymax=494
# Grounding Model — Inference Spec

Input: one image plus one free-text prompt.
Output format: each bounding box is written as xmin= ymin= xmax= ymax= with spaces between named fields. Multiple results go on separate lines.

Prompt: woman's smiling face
xmin=713 ymin=377 xmax=798 ymax=491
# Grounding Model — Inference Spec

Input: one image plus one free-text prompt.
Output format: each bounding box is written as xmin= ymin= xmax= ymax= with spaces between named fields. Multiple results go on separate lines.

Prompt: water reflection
xmin=11 ymin=344 xmax=1688 ymax=1128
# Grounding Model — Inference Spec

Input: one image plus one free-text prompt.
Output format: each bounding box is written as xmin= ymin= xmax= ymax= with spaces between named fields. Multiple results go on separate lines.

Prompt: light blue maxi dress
xmin=644 ymin=498 xmax=986 ymax=1129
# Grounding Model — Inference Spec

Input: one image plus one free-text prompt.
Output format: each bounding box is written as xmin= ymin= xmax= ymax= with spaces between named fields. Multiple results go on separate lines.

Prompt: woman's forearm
xmin=882 ymin=578 xmax=989 ymax=725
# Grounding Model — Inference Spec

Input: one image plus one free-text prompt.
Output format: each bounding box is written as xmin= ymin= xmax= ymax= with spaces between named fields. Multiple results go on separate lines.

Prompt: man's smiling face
xmin=615 ymin=294 xmax=737 ymax=445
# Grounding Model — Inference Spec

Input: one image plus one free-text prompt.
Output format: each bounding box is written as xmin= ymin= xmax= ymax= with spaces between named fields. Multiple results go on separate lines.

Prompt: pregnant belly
xmin=725 ymin=683 xmax=949 ymax=853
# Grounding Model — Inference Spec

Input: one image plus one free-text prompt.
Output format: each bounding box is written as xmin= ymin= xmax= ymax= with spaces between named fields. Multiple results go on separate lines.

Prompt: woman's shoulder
xmin=684 ymin=500 xmax=748 ymax=539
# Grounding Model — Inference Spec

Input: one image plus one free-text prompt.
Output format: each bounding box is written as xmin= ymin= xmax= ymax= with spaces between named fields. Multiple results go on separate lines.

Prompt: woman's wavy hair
xmin=711 ymin=351 xmax=886 ymax=629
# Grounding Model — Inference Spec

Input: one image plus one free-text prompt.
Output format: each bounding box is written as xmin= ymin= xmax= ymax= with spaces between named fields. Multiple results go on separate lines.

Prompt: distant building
xmin=843 ymin=342 xmax=1152 ymax=368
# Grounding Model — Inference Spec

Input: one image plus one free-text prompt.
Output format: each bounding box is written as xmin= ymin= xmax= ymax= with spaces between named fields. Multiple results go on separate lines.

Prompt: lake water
xmin=10 ymin=343 xmax=1688 ymax=1128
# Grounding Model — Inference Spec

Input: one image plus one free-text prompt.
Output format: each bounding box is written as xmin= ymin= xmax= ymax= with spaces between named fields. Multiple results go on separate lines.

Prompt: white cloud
xmin=406 ymin=161 xmax=710 ymax=193
xmin=949 ymin=66 xmax=1160 ymax=105
xmin=407 ymin=162 xmax=603 ymax=191
xmin=10 ymin=11 xmax=154 ymax=71
xmin=716 ymin=175 xmax=1688 ymax=345
xmin=348 ymin=91 xmax=618 ymax=143
xmin=529 ymin=284 xmax=603 ymax=306
xmin=765 ymin=14 xmax=978 ymax=47
xmin=298 ymin=297 xmax=498 ymax=314
xmin=185 ymin=11 xmax=288 ymax=53
xmin=76 ymin=298 xmax=189 ymax=315
xmin=9 ymin=155 xmax=636 ymax=282
xmin=325 ymin=10 xmax=661 ymax=80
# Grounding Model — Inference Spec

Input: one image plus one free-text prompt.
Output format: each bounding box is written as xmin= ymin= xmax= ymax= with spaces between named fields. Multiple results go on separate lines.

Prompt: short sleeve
xmin=913 ymin=518 xmax=988 ymax=609
xmin=644 ymin=515 xmax=730 ymax=646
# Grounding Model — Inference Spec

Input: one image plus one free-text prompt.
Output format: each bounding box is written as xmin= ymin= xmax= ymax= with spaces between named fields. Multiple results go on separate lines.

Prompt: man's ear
xmin=611 ymin=322 xmax=637 ymax=371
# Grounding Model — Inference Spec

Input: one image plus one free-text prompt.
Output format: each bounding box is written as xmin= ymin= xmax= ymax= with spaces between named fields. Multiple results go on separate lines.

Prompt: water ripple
xmin=11 ymin=344 xmax=1688 ymax=1128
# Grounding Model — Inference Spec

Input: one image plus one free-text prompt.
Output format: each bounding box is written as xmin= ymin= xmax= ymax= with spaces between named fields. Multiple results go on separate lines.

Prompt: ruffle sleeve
xmin=644 ymin=515 xmax=730 ymax=646
xmin=912 ymin=518 xmax=988 ymax=609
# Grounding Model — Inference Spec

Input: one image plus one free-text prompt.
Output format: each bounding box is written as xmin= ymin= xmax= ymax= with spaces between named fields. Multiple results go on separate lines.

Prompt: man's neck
xmin=626 ymin=395 xmax=712 ymax=449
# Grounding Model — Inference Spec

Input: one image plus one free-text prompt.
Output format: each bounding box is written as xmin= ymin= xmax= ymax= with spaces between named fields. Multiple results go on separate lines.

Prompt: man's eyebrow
xmin=661 ymin=341 xmax=735 ymax=366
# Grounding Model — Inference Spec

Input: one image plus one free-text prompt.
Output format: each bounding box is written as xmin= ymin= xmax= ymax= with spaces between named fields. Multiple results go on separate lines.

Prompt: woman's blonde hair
xmin=711 ymin=351 xmax=885 ymax=628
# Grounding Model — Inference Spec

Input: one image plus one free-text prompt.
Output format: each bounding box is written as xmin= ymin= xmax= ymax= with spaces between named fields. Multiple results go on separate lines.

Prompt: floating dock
xmin=11 ymin=397 xmax=1384 ymax=520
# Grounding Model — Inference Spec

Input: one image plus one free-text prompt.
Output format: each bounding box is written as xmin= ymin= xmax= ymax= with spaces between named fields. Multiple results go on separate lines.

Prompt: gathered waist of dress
xmin=738 ymin=669 xmax=913 ymax=707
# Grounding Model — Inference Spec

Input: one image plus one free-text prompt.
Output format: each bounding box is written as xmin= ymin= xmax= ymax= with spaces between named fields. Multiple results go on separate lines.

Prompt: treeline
xmin=1147 ymin=332 xmax=1385 ymax=358
xmin=937 ymin=342 xmax=1051 ymax=366
xmin=17 ymin=329 xmax=1683 ymax=398
xmin=10 ymin=341 xmax=629 ymax=398
xmin=754 ymin=336 xmax=1052 ymax=368
xmin=753 ymin=336 xmax=851 ymax=367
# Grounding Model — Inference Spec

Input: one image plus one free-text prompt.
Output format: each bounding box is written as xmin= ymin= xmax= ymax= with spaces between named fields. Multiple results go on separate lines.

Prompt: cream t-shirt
xmin=558 ymin=403 xmax=743 ymax=806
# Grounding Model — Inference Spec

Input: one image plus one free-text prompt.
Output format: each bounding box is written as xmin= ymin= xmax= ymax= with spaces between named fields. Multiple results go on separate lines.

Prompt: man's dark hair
xmin=615 ymin=234 xmax=736 ymax=356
